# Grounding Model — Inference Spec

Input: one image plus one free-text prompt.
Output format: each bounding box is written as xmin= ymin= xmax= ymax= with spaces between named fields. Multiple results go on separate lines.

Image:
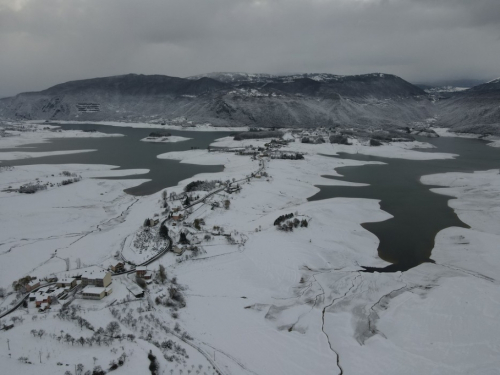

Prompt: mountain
xmin=0 ymin=72 xmax=434 ymax=129
xmin=416 ymin=79 xmax=486 ymax=89
xmin=436 ymin=78 xmax=500 ymax=133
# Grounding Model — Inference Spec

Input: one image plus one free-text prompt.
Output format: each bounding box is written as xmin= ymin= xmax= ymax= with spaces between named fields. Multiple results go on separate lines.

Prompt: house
xmin=26 ymin=280 xmax=40 ymax=292
xmin=79 ymin=266 xmax=112 ymax=288
xmin=35 ymin=295 xmax=51 ymax=308
xmin=109 ymin=262 xmax=125 ymax=273
xmin=82 ymin=286 xmax=113 ymax=300
xmin=136 ymin=266 xmax=148 ymax=278
xmin=171 ymin=214 xmax=183 ymax=221
xmin=126 ymin=285 xmax=144 ymax=298
xmin=52 ymin=287 xmax=67 ymax=299
xmin=136 ymin=266 xmax=152 ymax=280
xmin=56 ymin=277 xmax=77 ymax=289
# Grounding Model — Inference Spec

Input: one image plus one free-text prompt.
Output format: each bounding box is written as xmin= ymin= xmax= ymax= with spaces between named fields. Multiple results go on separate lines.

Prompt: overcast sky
xmin=0 ymin=0 xmax=499 ymax=97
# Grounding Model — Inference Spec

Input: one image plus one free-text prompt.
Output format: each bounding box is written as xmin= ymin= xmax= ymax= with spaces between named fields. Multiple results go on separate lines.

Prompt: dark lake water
xmin=308 ymin=136 xmax=500 ymax=272
xmin=1 ymin=123 xmax=233 ymax=195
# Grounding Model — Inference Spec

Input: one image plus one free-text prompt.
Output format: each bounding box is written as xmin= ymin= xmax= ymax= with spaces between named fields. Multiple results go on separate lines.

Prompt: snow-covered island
xmin=1 ymin=122 xmax=499 ymax=375
xmin=140 ymin=132 xmax=192 ymax=143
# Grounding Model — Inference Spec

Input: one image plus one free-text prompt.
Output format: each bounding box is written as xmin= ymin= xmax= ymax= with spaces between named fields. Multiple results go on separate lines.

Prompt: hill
xmin=436 ymin=78 xmax=500 ymax=134
xmin=0 ymin=72 xmax=434 ymax=129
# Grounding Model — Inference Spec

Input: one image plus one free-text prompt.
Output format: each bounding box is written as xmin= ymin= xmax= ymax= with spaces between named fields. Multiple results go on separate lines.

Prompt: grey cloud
xmin=0 ymin=0 xmax=499 ymax=97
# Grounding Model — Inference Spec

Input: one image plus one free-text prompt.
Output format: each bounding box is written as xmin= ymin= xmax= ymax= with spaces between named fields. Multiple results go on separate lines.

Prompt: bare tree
xmin=76 ymin=364 xmax=85 ymax=375
xmin=136 ymin=275 xmax=147 ymax=289
xmin=158 ymin=264 xmax=167 ymax=284
xmin=64 ymin=257 xmax=70 ymax=271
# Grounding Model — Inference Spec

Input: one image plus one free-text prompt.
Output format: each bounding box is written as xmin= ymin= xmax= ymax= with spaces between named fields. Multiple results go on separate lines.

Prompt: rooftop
xmin=83 ymin=287 xmax=107 ymax=295
xmin=58 ymin=277 xmax=75 ymax=283
xmin=77 ymin=266 xmax=110 ymax=279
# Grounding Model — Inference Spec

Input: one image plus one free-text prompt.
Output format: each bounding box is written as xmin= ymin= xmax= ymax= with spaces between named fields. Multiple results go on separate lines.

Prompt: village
xmin=0 ymin=131 xmax=317 ymax=325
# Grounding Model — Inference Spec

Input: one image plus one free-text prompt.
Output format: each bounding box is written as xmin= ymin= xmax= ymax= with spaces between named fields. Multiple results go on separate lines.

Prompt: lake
xmin=1 ymin=123 xmax=233 ymax=195
xmin=308 ymin=136 xmax=500 ymax=271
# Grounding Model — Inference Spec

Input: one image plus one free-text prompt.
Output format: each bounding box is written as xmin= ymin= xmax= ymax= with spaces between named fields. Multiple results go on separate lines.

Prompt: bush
xmin=149 ymin=132 xmax=171 ymax=137
xmin=136 ymin=276 xmax=147 ymax=289
xmin=193 ymin=218 xmax=201 ymax=230
xmin=329 ymin=134 xmax=350 ymax=145
xmin=148 ymin=351 xmax=159 ymax=375
xmin=159 ymin=220 xmax=169 ymax=239
xmin=370 ymin=139 xmax=383 ymax=146
xmin=19 ymin=183 xmax=47 ymax=194
xmin=301 ymin=137 xmax=310 ymax=143
xmin=92 ymin=366 xmax=106 ymax=375
xmin=233 ymin=131 xmax=283 ymax=140
xmin=274 ymin=213 xmax=294 ymax=226
xmin=158 ymin=265 xmax=167 ymax=284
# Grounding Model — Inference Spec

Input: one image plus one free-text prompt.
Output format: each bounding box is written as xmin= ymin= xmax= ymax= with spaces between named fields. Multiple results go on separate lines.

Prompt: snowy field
xmin=1 ymin=123 xmax=499 ymax=375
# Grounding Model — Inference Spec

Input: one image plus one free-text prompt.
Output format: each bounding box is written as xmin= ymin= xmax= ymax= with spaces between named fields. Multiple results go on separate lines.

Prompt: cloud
xmin=0 ymin=0 xmax=499 ymax=96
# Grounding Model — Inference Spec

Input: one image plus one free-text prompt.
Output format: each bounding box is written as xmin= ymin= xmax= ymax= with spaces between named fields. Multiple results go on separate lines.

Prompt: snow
xmin=424 ymin=86 xmax=468 ymax=93
xmin=1 ymin=124 xmax=500 ymax=374
xmin=486 ymin=77 xmax=500 ymax=84
xmin=140 ymin=135 xmax=192 ymax=143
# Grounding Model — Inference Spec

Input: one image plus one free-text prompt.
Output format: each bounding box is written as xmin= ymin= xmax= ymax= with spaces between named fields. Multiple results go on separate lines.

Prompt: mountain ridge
xmin=2 ymin=71 xmax=495 ymax=131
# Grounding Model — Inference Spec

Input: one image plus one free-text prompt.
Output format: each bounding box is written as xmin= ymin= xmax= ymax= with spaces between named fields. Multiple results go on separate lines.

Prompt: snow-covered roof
xmin=78 ymin=266 xmax=110 ymax=279
xmin=136 ymin=266 xmax=147 ymax=271
xmin=83 ymin=287 xmax=106 ymax=295
xmin=58 ymin=277 xmax=75 ymax=284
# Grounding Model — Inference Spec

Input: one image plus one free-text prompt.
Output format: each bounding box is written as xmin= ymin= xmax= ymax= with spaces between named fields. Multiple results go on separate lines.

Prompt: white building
xmin=78 ymin=266 xmax=112 ymax=288
xmin=82 ymin=286 xmax=113 ymax=300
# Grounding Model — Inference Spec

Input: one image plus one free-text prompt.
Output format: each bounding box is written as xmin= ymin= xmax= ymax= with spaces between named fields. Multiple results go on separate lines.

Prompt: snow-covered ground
xmin=140 ymin=136 xmax=192 ymax=143
xmin=1 ymin=124 xmax=499 ymax=375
